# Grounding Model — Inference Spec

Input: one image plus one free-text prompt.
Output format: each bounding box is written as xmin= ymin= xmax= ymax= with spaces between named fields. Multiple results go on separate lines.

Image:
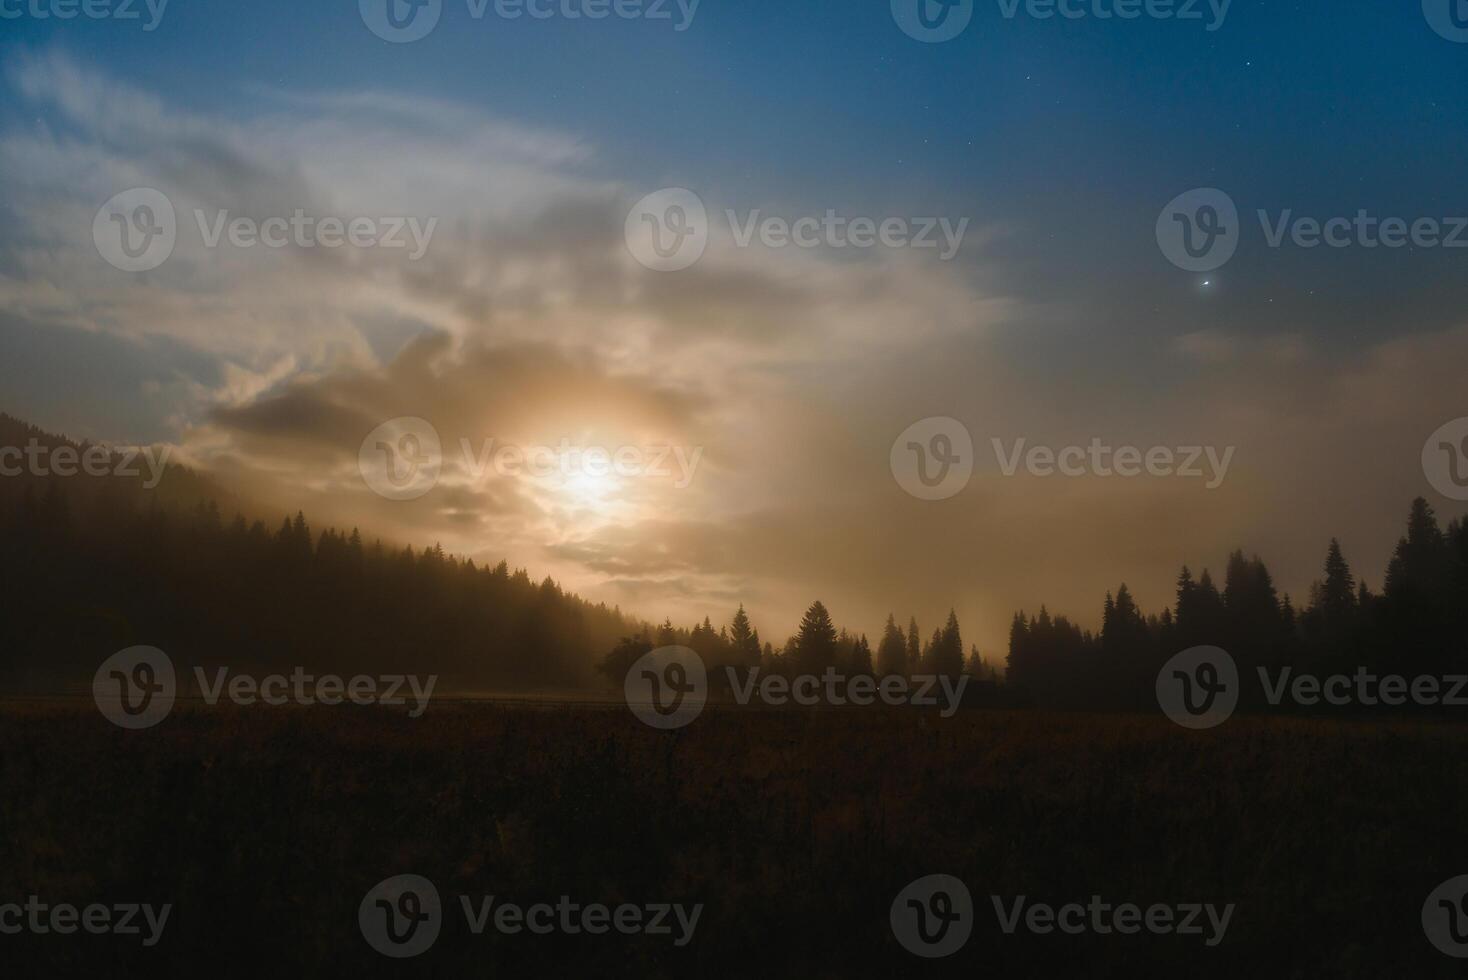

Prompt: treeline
xmin=598 ymin=497 xmax=1468 ymax=714
xmin=0 ymin=485 xmax=639 ymax=692
xmin=5 ymin=414 xmax=1463 ymax=709
xmin=1007 ymin=498 xmax=1468 ymax=710
xmin=598 ymin=601 xmax=1002 ymax=689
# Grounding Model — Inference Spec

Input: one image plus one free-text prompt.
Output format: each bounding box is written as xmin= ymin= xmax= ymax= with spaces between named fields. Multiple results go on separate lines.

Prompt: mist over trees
xmin=597 ymin=598 xmax=1003 ymax=694
xmin=0 ymin=488 xmax=639 ymax=692
xmin=0 ymin=418 xmax=637 ymax=691
xmin=1007 ymin=498 xmax=1468 ymax=710
xmin=2 ymin=417 xmax=1463 ymax=709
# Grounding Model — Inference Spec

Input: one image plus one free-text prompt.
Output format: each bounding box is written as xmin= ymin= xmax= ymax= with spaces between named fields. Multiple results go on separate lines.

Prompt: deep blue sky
xmin=9 ymin=0 xmax=1468 ymax=355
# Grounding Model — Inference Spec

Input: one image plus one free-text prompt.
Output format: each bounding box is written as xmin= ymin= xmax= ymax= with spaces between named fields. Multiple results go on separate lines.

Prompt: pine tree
xmin=729 ymin=604 xmax=760 ymax=667
xmin=930 ymin=609 xmax=964 ymax=677
xmin=1320 ymin=538 xmax=1356 ymax=624
xmin=1005 ymin=611 xmax=1030 ymax=688
xmin=905 ymin=617 xmax=922 ymax=675
xmin=1385 ymin=497 xmax=1448 ymax=600
xmin=876 ymin=614 xmax=907 ymax=676
xmin=794 ymin=601 xmax=838 ymax=673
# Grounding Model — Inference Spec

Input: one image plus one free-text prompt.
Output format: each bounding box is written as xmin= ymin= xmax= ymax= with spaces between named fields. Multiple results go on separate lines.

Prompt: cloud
xmin=4 ymin=47 xmax=1465 ymax=656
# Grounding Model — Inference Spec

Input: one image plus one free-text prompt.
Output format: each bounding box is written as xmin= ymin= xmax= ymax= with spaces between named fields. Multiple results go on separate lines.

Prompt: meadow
xmin=3 ymin=702 xmax=1464 ymax=976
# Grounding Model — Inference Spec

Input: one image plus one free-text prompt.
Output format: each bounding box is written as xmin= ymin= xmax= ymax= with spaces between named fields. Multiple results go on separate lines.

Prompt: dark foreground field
xmin=2 ymin=703 xmax=1465 ymax=977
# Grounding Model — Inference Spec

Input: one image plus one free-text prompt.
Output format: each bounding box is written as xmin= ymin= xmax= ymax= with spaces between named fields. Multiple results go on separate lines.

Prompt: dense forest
xmin=1003 ymin=497 xmax=1468 ymax=710
xmin=0 ymin=416 xmax=639 ymax=692
xmin=2 ymin=415 xmax=1464 ymax=711
xmin=0 ymin=414 xmax=1008 ymax=696
xmin=596 ymin=602 xmax=1002 ymax=694
xmin=600 ymin=498 xmax=1468 ymax=713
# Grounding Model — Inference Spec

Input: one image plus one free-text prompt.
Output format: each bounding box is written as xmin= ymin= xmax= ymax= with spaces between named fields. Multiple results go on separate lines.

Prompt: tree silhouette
xmin=876 ymin=614 xmax=906 ymax=676
xmin=794 ymin=601 xmax=838 ymax=674
xmin=728 ymin=604 xmax=761 ymax=668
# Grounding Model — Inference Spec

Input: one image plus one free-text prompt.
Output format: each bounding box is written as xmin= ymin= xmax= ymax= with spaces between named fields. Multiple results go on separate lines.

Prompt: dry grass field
xmin=2 ymin=702 xmax=1465 ymax=976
